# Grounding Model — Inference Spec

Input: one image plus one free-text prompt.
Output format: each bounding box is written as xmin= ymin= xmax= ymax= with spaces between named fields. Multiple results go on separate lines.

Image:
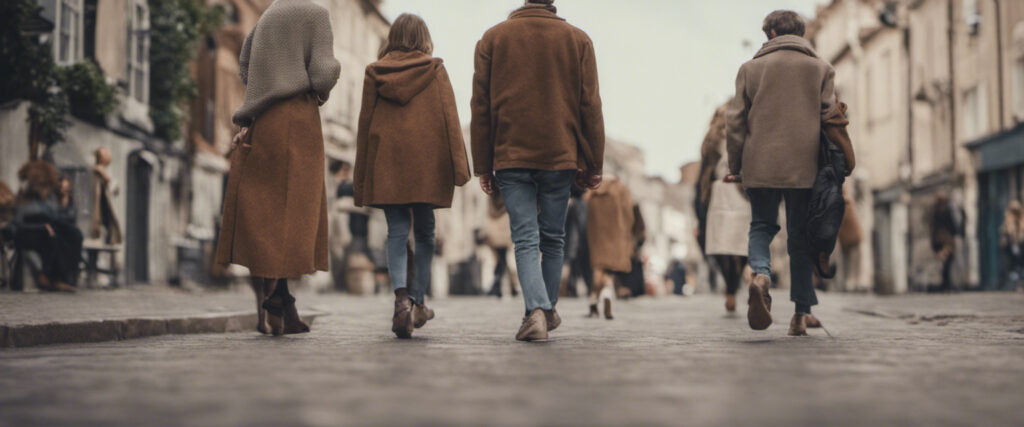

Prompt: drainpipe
xmin=948 ymin=0 xmax=958 ymax=172
xmin=994 ymin=0 xmax=1006 ymax=130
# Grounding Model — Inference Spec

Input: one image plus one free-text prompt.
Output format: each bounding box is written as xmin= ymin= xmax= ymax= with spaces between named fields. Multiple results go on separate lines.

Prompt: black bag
xmin=806 ymin=130 xmax=848 ymax=279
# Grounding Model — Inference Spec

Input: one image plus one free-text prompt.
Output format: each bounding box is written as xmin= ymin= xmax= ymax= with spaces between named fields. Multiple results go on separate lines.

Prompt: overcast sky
xmin=380 ymin=0 xmax=829 ymax=181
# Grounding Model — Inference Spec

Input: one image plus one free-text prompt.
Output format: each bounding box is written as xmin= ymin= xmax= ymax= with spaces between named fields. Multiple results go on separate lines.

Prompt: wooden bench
xmin=82 ymin=241 xmax=121 ymax=288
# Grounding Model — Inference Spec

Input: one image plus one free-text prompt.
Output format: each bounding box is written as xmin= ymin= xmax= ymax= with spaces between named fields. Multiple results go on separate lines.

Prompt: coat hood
xmin=753 ymin=35 xmax=818 ymax=59
xmin=367 ymin=51 xmax=443 ymax=105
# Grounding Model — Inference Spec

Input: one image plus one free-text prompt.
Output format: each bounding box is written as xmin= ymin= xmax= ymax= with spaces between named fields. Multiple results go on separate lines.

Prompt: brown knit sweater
xmin=232 ymin=0 xmax=341 ymax=126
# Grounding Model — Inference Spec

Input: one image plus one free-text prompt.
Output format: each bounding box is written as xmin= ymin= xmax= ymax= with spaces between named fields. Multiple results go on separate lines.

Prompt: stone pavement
xmin=0 ymin=286 xmax=320 ymax=347
xmin=1 ymin=291 xmax=1022 ymax=426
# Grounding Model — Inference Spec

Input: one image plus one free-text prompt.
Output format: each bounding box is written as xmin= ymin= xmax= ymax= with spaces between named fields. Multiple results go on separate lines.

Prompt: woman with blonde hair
xmin=354 ymin=13 xmax=471 ymax=338
xmin=215 ymin=0 xmax=340 ymax=335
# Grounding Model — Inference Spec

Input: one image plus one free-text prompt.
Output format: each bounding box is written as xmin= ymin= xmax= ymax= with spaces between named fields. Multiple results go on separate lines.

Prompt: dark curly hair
xmin=17 ymin=160 xmax=61 ymax=202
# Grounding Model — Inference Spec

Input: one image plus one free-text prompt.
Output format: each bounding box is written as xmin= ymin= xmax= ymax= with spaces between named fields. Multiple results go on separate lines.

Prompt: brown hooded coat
xmin=354 ymin=51 xmax=471 ymax=208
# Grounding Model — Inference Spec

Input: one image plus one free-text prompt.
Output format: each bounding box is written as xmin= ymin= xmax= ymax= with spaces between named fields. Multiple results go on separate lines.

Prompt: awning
xmin=966 ymin=123 xmax=1024 ymax=173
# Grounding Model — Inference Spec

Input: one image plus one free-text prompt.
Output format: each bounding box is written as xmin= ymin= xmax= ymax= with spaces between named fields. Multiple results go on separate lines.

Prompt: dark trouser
xmin=15 ymin=223 xmax=83 ymax=285
xmin=746 ymin=188 xmax=817 ymax=312
xmin=495 ymin=169 xmax=574 ymax=312
xmin=383 ymin=204 xmax=435 ymax=305
xmin=712 ymin=255 xmax=747 ymax=296
xmin=940 ymin=251 xmax=955 ymax=291
xmin=489 ymin=247 xmax=509 ymax=296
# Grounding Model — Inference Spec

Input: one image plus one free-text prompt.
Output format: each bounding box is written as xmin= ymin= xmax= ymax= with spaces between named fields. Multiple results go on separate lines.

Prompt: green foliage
xmin=0 ymin=0 xmax=70 ymax=146
xmin=149 ymin=0 xmax=224 ymax=142
xmin=56 ymin=60 xmax=119 ymax=126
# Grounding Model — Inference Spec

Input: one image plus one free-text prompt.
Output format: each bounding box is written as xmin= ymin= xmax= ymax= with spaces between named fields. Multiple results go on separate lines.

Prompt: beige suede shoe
xmin=516 ymin=309 xmax=548 ymax=342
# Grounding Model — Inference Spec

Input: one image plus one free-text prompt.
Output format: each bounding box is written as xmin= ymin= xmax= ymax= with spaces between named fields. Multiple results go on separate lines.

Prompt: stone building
xmin=808 ymin=0 xmax=1024 ymax=292
xmin=965 ymin=0 xmax=1024 ymax=290
xmin=1 ymin=0 xmax=187 ymax=286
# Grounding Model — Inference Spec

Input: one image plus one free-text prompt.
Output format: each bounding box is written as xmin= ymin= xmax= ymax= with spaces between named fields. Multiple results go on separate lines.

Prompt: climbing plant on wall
xmin=148 ymin=0 xmax=224 ymax=142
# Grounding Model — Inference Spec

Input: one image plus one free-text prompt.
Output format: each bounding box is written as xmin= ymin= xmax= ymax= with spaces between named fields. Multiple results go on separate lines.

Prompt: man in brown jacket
xmin=725 ymin=10 xmax=836 ymax=336
xmin=472 ymin=0 xmax=604 ymax=341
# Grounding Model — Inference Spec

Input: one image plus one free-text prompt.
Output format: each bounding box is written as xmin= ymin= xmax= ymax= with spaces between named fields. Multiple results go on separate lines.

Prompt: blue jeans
xmin=746 ymin=188 xmax=818 ymax=310
xmin=495 ymin=169 xmax=575 ymax=312
xmin=382 ymin=204 xmax=435 ymax=305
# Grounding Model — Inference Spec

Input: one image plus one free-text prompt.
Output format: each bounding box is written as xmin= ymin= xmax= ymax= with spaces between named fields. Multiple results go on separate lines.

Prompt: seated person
xmin=12 ymin=161 xmax=82 ymax=292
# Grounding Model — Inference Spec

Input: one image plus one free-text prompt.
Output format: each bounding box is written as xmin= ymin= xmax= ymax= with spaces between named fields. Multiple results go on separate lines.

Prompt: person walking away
xmin=1002 ymin=201 xmax=1024 ymax=291
xmin=584 ymin=177 xmax=634 ymax=320
xmin=484 ymin=193 xmax=520 ymax=298
xmin=619 ymin=203 xmax=647 ymax=298
xmin=929 ymin=192 xmax=964 ymax=292
xmin=472 ymin=0 xmax=605 ymax=341
xmin=354 ymin=14 xmax=471 ymax=339
xmin=699 ymin=104 xmax=750 ymax=314
xmin=215 ymin=0 xmax=340 ymax=336
xmin=561 ymin=186 xmax=592 ymax=297
xmin=725 ymin=10 xmax=836 ymax=336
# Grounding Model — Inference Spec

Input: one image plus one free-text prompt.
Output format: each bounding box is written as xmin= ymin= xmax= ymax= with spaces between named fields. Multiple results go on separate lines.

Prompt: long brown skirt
xmin=214 ymin=94 xmax=329 ymax=278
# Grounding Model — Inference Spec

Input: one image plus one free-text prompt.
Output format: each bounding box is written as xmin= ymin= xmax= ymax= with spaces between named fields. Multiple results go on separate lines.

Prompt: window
xmin=962 ymin=85 xmax=988 ymax=141
xmin=963 ymin=0 xmax=981 ymax=36
xmin=125 ymin=1 xmax=149 ymax=103
xmin=55 ymin=0 xmax=83 ymax=65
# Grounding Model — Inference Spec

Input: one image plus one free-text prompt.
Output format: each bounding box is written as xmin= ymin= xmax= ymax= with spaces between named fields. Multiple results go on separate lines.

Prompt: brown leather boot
xmin=788 ymin=314 xmax=809 ymax=336
xmin=544 ymin=308 xmax=561 ymax=331
xmin=603 ymin=298 xmax=613 ymax=320
xmin=515 ymin=309 xmax=548 ymax=342
xmin=587 ymin=304 xmax=599 ymax=318
xmin=725 ymin=294 xmax=737 ymax=313
xmin=52 ymin=281 xmax=76 ymax=293
xmin=413 ymin=303 xmax=435 ymax=329
xmin=805 ymin=314 xmax=822 ymax=328
xmin=747 ymin=274 xmax=773 ymax=330
xmin=392 ymin=288 xmax=414 ymax=339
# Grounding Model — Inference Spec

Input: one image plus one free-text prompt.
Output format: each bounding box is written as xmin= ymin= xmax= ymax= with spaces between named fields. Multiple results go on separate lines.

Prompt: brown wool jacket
xmin=471 ymin=4 xmax=605 ymax=176
xmin=354 ymin=51 xmax=472 ymax=208
xmin=726 ymin=35 xmax=836 ymax=189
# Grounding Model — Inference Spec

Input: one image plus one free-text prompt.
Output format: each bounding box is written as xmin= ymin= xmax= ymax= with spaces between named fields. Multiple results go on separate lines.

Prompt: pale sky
xmin=380 ymin=0 xmax=829 ymax=181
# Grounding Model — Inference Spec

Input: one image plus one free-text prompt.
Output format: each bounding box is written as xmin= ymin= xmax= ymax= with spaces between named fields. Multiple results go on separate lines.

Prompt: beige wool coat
xmin=354 ymin=51 xmax=471 ymax=208
xmin=471 ymin=4 xmax=605 ymax=176
xmin=585 ymin=178 xmax=634 ymax=273
xmin=726 ymin=35 xmax=836 ymax=189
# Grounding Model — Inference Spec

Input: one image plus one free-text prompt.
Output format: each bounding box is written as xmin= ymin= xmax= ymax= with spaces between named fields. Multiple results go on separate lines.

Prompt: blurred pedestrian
xmin=0 ymin=180 xmax=15 ymax=288
xmin=696 ymin=104 xmax=750 ymax=313
xmin=484 ymin=194 xmax=520 ymax=298
xmin=725 ymin=10 xmax=836 ymax=336
xmin=584 ymin=177 xmax=633 ymax=320
xmin=930 ymin=192 xmax=964 ymax=292
xmin=618 ymin=204 xmax=647 ymax=298
xmin=89 ymin=147 xmax=121 ymax=245
xmin=215 ymin=0 xmax=341 ymax=335
xmin=12 ymin=161 xmax=80 ymax=292
xmin=354 ymin=14 xmax=471 ymax=338
xmin=1000 ymin=201 xmax=1024 ymax=290
xmin=472 ymin=0 xmax=605 ymax=341
xmin=561 ymin=186 xmax=592 ymax=297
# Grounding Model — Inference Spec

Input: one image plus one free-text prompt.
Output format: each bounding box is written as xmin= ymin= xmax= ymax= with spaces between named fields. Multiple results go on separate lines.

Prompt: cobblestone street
xmin=2 ymin=291 xmax=1023 ymax=426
